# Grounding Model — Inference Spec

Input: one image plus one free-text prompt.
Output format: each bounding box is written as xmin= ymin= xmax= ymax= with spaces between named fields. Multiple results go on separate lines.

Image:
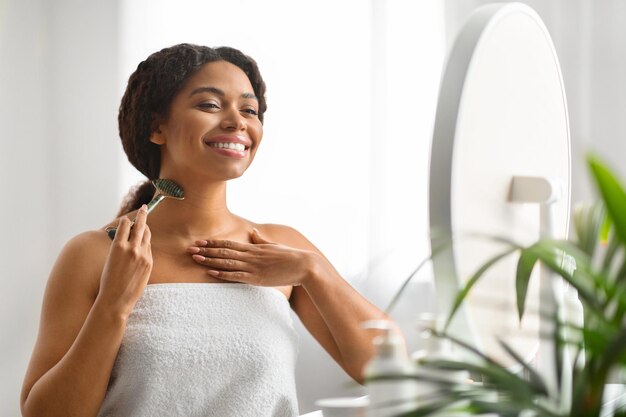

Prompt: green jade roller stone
xmin=106 ymin=179 xmax=185 ymax=240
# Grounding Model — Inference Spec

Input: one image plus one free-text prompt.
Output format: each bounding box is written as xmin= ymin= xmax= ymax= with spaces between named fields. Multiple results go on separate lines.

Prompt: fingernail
xmin=196 ymin=240 xmax=208 ymax=246
xmin=187 ymin=247 xmax=200 ymax=254
xmin=207 ymin=270 xmax=219 ymax=276
xmin=140 ymin=204 xmax=148 ymax=212
xmin=192 ymin=254 xmax=205 ymax=261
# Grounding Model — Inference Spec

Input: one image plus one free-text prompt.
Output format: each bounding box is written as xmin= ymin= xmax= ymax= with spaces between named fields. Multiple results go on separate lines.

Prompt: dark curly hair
xmin=116 ymin=43 xmax=267 ymax=216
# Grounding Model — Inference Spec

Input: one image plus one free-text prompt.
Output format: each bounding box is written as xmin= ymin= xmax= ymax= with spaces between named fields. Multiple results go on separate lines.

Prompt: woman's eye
xmin=198 ymin=102 xmax=220 ymax=110
xmin=242 ymin=108 xmax=258 ymax=116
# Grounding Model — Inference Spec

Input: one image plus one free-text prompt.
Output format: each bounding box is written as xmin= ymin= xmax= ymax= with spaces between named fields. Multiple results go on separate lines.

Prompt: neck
xmin=145 ymin=179 xmax=238 ymax=240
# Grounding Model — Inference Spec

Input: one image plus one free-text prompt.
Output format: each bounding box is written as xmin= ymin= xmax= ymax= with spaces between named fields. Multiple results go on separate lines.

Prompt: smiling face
xmin=150 ymin=60 xmax=263 ymax=182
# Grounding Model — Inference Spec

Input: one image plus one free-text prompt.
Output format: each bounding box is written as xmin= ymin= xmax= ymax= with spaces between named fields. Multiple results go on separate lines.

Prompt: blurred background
xmin=1 ymin=0 xmax=625 ymax=415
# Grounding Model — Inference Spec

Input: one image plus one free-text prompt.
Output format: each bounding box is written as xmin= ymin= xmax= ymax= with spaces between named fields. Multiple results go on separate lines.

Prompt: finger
xmin=250 ymin=228 xmax=274 ymax=244
xmin=142 ymin=224 xmax=152 ymax=247
xmin=113 ymin=216 xmax=132 ymax=243
xmin=191 ymin=254 xmax=250 ymax=271
xmin=207 ymin=269 xmax=248 ymax=282
xmin=195 ymin=239 xmax=251 ymax=252
xmin=130 ymin=205 xmax=148 ymax=245
xmin=187 ymin=247 xmax=243 ymax=259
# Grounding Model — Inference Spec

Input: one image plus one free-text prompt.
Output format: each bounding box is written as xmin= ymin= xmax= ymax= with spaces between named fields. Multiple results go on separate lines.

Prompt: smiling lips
xmin=204 ymin=135 xmax=251 ymax=158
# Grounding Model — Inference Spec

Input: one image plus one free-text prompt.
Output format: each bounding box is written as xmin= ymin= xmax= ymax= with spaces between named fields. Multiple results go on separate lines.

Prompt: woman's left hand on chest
xmin=187 ymin=228 xmax=318 ymax=287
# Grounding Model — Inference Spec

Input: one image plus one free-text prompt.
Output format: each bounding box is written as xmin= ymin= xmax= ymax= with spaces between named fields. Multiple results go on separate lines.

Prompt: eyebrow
xmin=189 ymin=86 xmax=258 ymax=101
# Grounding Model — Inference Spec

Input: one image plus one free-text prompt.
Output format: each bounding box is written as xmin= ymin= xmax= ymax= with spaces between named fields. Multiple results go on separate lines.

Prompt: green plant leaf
xmin=588 ymin=155 xmax=626 ymax=247
xmin=397 ymin=399 xmax=465 ymax=417
xmin=444 ymin=247 xmax=519 ymax=331
xmin=609 ymin=276 xmax=626 ymax=325
xmin=572 ymin=201 xmax=606 ymax=256
xmin=498 ymin=339 xmax=549 ymax=396
xmin=579 ymin=325 xmax=617 ymax=359
xmin=597 ymin=326 xmax=626 ymax=376
xmin=464 ymin=399 xmax=560 ymax=417
xmin=601 ymin=211 xmax=612 ymax=245
xmin=431 ymin=330 xmax=501 ymax=367
xmin=524 ymin=241 xmax=607 ymax=319
xmin=611 ymin=402 xmax=626 ymax=417
xmin=516 ymin=247 xmax=540 ymax=321
xmin=423 ymin=359 xmax=546 ymax=400
xmin=601 ymin=231 xmax=621 ymax=275
xmin=385 ymin=239 xmax=452 ymax=315
xmin=365 ymin=372 xmax=459 ymax=388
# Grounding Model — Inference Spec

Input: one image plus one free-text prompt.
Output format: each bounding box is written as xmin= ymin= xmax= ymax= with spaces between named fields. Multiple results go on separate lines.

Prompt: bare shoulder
xmin=36 ymin=228 xmax=112 ymax=352
xmin=63 ymin=228 xmax=112 ymax=251
xmin=48 ymin=228 xmax=112 ymax=298
xmin=56 ymin=229 xmax=111 ymax=266
xmin=21 ymin=228 xmax=113 ymax=404
xmin=253 ymin=223 xmax=321 ymax=253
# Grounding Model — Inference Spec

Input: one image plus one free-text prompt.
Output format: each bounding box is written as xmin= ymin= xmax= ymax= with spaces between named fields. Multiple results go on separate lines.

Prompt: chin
xmin=218 ymin=169 xmax=247 ymax=181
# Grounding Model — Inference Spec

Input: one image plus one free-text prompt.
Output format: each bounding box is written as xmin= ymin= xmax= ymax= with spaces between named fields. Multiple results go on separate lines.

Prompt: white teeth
xmin=208 ymin=142 xmax=246 ymax=151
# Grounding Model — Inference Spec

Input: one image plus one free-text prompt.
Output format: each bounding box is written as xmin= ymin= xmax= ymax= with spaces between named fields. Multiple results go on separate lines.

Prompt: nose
xmin=220 ymin=106 xmax=246 ymax=131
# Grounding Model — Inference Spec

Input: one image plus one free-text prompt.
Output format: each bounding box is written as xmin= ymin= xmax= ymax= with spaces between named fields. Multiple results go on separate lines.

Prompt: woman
xmin=20 ymin=43 xmax=393 ymax=417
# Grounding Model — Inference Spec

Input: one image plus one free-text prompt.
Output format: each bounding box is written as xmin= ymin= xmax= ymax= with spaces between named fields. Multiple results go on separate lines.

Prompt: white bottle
xmin=362 ymin=320 xmax=419 ymax=417
xmin=411 ymin=314 xmax=471 ymax=415
xmin=413 ymin=315 xmax=468 ymax=373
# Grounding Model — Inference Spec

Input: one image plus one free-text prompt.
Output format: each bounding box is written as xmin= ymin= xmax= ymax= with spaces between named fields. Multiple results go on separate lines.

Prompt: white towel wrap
xmin=97 ymin=283 xmax=299 ymax=417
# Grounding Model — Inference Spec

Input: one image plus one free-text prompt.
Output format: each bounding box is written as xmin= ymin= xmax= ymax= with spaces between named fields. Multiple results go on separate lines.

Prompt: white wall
xmin=0 ymin=1 xmax=120 ymax=415
xmin=0 ymin=0 xmax=50 ymax=413
xmin=45 ymin=0 xmax=121 ymax=244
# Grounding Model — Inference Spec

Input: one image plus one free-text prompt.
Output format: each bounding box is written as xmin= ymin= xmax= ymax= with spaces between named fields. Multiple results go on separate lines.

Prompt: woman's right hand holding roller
xmin=20 ymin=204 xmax=153 ymax=417
xmin=95 ymin=204 xmax=153 ymax=319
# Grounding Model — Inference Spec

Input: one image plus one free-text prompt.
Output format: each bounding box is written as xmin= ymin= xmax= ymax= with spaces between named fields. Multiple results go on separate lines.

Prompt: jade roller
xmin=106 ymin=178 xmax=185 ymax=240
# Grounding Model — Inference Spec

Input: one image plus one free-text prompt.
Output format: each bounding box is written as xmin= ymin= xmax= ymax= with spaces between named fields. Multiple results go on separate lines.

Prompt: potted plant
xmin=379 ymin=154 xmax=626 ymax=417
